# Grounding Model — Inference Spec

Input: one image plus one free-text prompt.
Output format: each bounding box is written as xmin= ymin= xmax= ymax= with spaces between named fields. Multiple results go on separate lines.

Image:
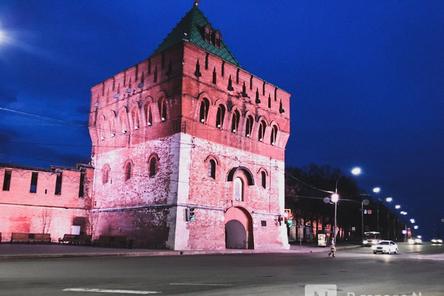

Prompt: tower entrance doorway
xmin=225 ymin=207 xmax=254 ymax=249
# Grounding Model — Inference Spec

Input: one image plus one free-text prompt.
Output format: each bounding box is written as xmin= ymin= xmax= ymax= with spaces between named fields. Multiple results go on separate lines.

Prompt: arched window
xmin=261 ymin=171 xmax=267 ymax=189
xmin=245 ymin=115 xmax=254 ymax=137
xmin=270 ymin=125 xmax=278 ymax=145
xmin=233 ymin=177 xmax=244 ymax=201
xmin=124 ymin=162 xmax=132 ymax=181
xmin=158 ymin=100 xmax=167 ymax=122
xmin=258 ymin=120 xmax=266 ymax=141
xmin=199 ymin=98 xmax=210 ymax=123
xmin=131 ymin=108 xmax=140 ymax=130
xmin=99 ymin=116 xmax=107 ymax=141
xmin=231 ymin=110 xmax=240 ymax=133
xmin=102 ymin=165 xmax=110 ymax=184
xmin=208 ymin=159 xmax=216 ymax=179
xmin=119 ymin=111 xmax=128 ymax=134
xmin=216 ymin=104 xmax=225 ymax=129
xmin=144 ymin=104 xmax=153 ymax=126
xmin=148 ymin=154 xmax=159 ymax=178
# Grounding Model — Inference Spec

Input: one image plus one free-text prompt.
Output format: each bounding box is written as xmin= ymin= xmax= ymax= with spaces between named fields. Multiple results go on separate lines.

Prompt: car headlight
xmin=408 ymin=239 xmax=415 ymax=244
xmin=371 ymin=245 xmax=377 ymax=250
xmin=363 ymin=240 xmax=368 ymax=244
xmin=432 ymin=239 xmax=437 ymax=243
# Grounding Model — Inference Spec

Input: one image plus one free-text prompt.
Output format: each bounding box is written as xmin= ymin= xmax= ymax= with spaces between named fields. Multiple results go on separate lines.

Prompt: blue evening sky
xmin=0 ymin=0 xmax=443 ymax=237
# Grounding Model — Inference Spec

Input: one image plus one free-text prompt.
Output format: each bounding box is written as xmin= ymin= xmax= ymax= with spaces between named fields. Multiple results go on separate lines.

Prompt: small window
xmin=78 ymin=171 xmax=85 ymax=198
xmin=216 ymin=105 xmax=225 ymax=129
xmin=2 ymin=170 xmax=11 ymax=191
xmin=124 ymin=162 xmax=132 ymax=181
xmin=233 ymin=177 xmax=244 ymax=201
xmin=30 ymin=172 xmax=38 ymax=193
xmin=131 ymin=108 xmax=140 ymax=129
xmin=231 ymin=110 xmax=240 ymax=133
xmin=145 ymin=104 xmax=153 ymax=126
xmin=261 ymin=171 xmax=267 ymax=189
xmin=102 ymin=166 xmax=110 ymax=184
xmin=149 ymin=155 xmax=159 ymax=178
xmin=261 ymin=220 xmax=267 ymax=227
xmin=245 ymin=116 xmax=254 ymax=137
xmin=258 ymin=120 xmax=266 ymax=141
xmin=199 ymin=99 xmax=210 ymax=123
xmin=159 ymin=100 xmax=167 ymax=122
xmin=208 ymin=159 xmax=216 ymax=179
xmin=55 ymin=172 xmax=63 ymax=195
xmin=119 ymin=111 xmax=128 ymax=134
xmin=271 ymin=125 xmax=278 ymax=145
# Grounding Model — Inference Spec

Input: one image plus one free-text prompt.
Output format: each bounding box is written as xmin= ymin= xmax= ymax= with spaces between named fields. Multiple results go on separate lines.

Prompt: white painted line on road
xmin=62 ymin=288 xmax=161 ymax=294
xmin=169 ymin=283 xmax=233 ymax=287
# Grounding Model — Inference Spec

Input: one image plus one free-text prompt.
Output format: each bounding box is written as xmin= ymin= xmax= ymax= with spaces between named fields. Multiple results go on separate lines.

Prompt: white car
xmin=372 ymin=240 xmax=399 ymax=254
xmin=431 ymin=238 xmax=443 ymax=245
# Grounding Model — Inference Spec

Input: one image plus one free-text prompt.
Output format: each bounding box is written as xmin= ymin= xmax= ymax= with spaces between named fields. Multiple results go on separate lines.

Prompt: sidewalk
xmin=0 ymin=243 xmax=361 ymax=259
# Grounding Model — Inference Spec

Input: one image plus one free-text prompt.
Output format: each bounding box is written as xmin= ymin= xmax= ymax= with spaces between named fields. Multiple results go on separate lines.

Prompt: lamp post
xmin=331 ymin=192 xmax=340 ymax=246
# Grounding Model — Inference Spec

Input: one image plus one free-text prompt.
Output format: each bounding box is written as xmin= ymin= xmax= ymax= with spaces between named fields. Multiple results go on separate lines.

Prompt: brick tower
xmin=89 ymin=2 xmax=291 ymax=250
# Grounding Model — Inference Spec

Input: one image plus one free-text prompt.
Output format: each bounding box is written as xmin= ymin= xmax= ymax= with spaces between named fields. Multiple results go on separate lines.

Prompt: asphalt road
xmin=0 ymin=244 xmax=443 ymax=296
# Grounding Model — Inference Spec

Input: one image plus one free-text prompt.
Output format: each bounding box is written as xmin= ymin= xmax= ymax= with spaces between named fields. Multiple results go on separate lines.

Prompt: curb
xmin=0 ymin=245 xmax=361 ymax=260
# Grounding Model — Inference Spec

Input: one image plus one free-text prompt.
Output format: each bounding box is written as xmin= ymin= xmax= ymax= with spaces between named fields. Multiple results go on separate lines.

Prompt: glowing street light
xmin=414 ymin=225 xmax=419 ymax=230
xmin=0 ymin=29 xmax=6 ymax=44
xmin=372 ymin=187 xmax=381 ymax=194
xmin=351 ymin=167 xmax=362 ymax=176
xmin=395 ymin=204 xmax=401 ymax=210
xmin=385 ymin=197 xmax=393 ymax=203
xmin=331 ymin=193 xmax=340 ymax=203
xmin=410 ymin=218 xmax=416 ymax=224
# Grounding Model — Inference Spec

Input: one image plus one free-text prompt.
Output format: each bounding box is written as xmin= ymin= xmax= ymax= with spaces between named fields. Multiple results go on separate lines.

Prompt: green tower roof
xmin=153 ymin=4 xmax=239 ymax=66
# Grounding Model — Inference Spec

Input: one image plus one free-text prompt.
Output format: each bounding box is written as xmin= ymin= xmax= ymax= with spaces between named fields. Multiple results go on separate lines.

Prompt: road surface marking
xmin=62 ymin=288 xmax=161 ymax=294
xmin=169 ymin=283 xmax=233 ymax=287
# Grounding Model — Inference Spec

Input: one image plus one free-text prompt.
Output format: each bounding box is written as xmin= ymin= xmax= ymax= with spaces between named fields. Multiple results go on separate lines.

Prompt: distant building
xmin=0 ymin=3 xmax=291 ymax=250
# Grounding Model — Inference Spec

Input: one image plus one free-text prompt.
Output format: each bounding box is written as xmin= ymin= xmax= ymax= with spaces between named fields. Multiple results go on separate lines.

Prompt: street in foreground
xmin=0 ymin=244 xmax=443 ymax=296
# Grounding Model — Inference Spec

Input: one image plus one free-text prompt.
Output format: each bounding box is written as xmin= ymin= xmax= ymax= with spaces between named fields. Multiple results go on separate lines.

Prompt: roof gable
xmin=154 ymin=5 xmax=239 ymax=66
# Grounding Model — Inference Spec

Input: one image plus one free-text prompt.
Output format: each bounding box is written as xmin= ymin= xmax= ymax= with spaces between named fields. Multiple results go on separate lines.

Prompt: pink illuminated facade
xmin=0 ymin=164 xmax=93 ymax=242
xmin=0 ymin=4 xmax=291 ymax=250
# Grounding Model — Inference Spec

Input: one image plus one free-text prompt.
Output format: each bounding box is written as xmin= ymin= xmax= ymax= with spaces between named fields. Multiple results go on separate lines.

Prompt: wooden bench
xmin=93 ymin=235 xmax=133 ymax=249
xmin=59 ymin=234 xmax=92 ymax=245
xmin=10 ymin=233 xmax=51 ymax=244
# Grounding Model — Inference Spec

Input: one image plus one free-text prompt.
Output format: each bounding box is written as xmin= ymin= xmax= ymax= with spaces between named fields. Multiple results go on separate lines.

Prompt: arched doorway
xmin=225 ymin=207 xmax=254 ymax=249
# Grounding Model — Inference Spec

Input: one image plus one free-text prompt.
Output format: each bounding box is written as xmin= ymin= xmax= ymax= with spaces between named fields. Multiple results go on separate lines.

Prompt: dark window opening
xmin=250 ymin=75 xmax=253 ymax=90
xmin=159 ymin=101 xmax=167 ymax=122
xmin=78 ymin=171 xmax=85 ymax=198
xmin=30 ymin=172 xmax=38 ymax=193
xmin=194 ymin=60 xmax=202 ymax=77
xmin=102 ymin=167 xmax=110 ymax=184
xmin=199 ymin=99 xmax=210 ymax=123
xmin=154 ymin=66 xmax=158 ymax=83
xmin=261 ymin=171 xmax=267 ymax=189
xmin=271 ymin=125 xmax=278 ymax=145
xmin=245 ymin=116 xmax=254 ymax=137
xmin=236 ymin=68 xmax=240 ymax=84
xmin=231 ymin=110 xmax=240 ymax=133
xmin=205 ymin=53 xmax=209 ymax=69
xmin=209 ymin=159 xmax=216 ymax=179
xmin=212 ymin=67 xmax=217 ymax=84
xmin=258 ymin=120 xmax=266 ymax=141
xmin=261 ymin=220 xmax=267 ymax=227
xmin=216 ymin=105 xmax=225 ymax=129
xmin=2 ymin=170 xmax=11 ymax=191
xmin=124 ymin=162 xmax=132 ymax=181
xmin=221 ymin=61 xmax=225 ymax=77
xmin=55 ymin=173 xmax=63 ymax=195
xmin=149 ymin=157 xmax=158 ymax=178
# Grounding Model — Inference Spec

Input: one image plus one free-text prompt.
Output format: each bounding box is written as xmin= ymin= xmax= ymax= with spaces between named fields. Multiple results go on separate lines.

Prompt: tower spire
xmin=194 ymin=0 xmax=199 ymax=7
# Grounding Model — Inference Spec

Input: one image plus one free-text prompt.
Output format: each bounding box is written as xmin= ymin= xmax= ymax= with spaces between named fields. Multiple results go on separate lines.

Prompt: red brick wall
xmin=0 ymin=166 xmax=91 ymax=242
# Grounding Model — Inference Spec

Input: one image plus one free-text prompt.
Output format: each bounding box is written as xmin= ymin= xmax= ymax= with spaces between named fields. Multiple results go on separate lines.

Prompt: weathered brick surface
xmin=0 ymin=166 xmax=91 ymax=242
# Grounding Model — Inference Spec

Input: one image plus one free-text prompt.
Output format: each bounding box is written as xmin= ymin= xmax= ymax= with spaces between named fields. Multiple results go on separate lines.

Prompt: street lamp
xmin=331 ymin=192 xmax=339 ymax=247
xmin=414 ymin=225 xmax=419 ymax=230
xmin=351 ymin=167 xmax=362 ymax=176
xmin=395 ymin=204 xmax=401 ymax=210
xmin=410 ymin=218 xmax=415 ymax=224
xmin=385 ymin=197 xmax=393 ymax=203
xmin=372 ymin=187 xmax=381 ymax=194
